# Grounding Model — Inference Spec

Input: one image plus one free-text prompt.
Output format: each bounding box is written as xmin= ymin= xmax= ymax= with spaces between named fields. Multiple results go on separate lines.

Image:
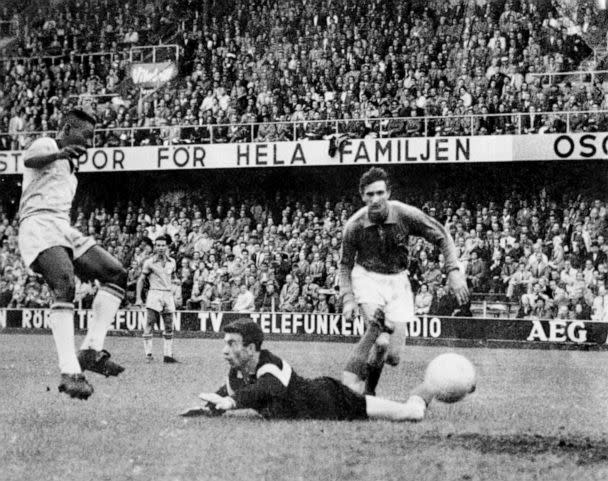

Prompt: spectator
xmin=256 ymin=282 xmax=280 ymax=313
xmin=279 ymin=274 xmax=299 ymax=312
xmin=232 ymin=284 xmax=255 ymax=313
xmin=414 ymin=284 xmax=433 ymax=316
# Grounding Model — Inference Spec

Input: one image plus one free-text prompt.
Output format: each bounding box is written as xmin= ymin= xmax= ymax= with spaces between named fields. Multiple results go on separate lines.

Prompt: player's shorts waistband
xmin=19 ymin=211 xmax=71 ymax=225
xmin=354 ymin=263 xmax=407 ymax=276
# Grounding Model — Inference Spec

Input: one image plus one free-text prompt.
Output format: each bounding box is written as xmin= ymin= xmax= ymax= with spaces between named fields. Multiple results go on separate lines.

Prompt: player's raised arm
xmin=23 ymin=109 xmax=95 ymax=170
xmin=24 ymin=143 xmax=87 ymax=169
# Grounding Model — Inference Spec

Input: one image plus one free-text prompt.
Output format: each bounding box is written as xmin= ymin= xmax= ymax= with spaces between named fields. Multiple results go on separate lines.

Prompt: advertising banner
xmin=129 ymin=61 xmax=177 ymax=87
xmin=2 ymin=133 xmax=607 ymax=175
xmin=3 ymin=308 xmax=608 ymax=347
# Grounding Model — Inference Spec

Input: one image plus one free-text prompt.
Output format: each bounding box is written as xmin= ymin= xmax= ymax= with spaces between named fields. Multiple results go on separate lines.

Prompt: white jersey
xmin=18 ymin=138 xmax=76 ymax=222
xmin=142 ymin=255 xmax=177 ymax=291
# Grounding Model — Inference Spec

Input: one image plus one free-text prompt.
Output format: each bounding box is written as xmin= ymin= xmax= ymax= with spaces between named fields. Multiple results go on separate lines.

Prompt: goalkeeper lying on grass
xmin=180 ymin=319 xmax=433 ymax=421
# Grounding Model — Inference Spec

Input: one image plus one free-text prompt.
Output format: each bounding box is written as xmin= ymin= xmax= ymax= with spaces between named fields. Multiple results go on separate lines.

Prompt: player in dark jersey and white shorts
xmin=339 ymin=167 xmax=469 ymax=401
xmin=17 ymin=109 xmax=128 ymax=400
xmin=181 ymin=320 xmax=427 ymax=421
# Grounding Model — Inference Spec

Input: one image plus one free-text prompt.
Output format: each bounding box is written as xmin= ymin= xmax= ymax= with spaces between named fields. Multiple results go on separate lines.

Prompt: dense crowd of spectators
xmin=1 ymin=0 xmax=607 ymax=149
xmin=2 ymin=184 xmax=608 ymax=322
xmin=2 ymin=0 xmax=608 ymax=320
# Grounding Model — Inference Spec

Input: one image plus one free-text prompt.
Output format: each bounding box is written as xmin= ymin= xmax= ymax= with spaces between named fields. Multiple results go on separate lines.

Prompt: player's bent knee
xmin=51 ymin=273 xmax=75 ymax=302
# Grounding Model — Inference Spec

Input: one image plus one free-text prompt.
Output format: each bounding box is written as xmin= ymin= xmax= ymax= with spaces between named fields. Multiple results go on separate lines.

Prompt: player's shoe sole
xmin=58 ymin=373 xmax=94 ymax=400
xmin=163 ymin=356 xmax=180 ymax=364
xmin=78 ymin=349 xmax=125 ymax=377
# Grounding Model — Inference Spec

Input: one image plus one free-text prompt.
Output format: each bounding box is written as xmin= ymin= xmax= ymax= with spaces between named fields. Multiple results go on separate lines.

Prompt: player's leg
xmin=342 ymin=303 xmax=383 ymax=394
xmin=74 ymin=245 xmax=127 ymax=376
xmin=366 ymin=274 xmax=416 ymax=395
xmin=364 ymin=394 xmax=426 ymax=422
xmin=144 ymin=308 xmax=160 ymax=360
xmin=364 ymin=308 xmax=396 ymax=395
xmin=161 ymin=308 xmax=179 ymax=363
xmin=32 ymin=247 xmax=93 ymax=399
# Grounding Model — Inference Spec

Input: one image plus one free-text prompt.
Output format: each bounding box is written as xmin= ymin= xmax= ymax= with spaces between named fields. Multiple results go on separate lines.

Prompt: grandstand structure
xmin=1 ymin=0 xmax=608 ymax=324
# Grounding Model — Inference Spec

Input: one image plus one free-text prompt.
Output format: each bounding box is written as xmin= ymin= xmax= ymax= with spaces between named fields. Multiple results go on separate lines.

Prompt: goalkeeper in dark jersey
xmin=181 ymin=320 xmax=430 ymax=421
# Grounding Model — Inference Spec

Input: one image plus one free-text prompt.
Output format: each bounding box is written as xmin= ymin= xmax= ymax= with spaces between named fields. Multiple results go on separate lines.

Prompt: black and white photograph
xmin=1 ymin=0 xmax=608 ymax=479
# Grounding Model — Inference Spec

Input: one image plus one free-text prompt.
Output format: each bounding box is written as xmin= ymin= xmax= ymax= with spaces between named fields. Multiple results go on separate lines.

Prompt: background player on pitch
xmin=340 ymin=167 xmax=469 ymax=397
xmin=182 ymin=320 xmax=428 ymax=421
xmin=17 ymin=109 xmax=128 ymax=400
xmin=136 ymin=234 xmax=179 ymax=363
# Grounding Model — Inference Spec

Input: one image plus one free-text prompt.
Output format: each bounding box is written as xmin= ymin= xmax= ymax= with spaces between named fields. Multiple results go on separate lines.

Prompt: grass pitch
xmin=1 ymin=334 xmax=608 ymax=481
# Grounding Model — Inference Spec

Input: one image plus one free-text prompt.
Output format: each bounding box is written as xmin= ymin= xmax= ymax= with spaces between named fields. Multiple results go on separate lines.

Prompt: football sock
xmin=402 ymin=395 xmax=427 ymax=417
xmin=50 ymin=302 xmax=81 ymax=374
xmin=81 ymin=284 xmax=123 ymax=351
xmin=143 ymin=335 xmax=153 ymax=356
xmin=344 ymin=321 xmax=381 ymax=378
xmin=365 ymin=362 xmax=384 ymax=395
xmin=163 ymin=335 xmax=173 ymax=357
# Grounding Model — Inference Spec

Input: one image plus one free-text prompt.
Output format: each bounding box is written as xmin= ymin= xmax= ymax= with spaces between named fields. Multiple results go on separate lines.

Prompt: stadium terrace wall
xmin=1 ymin=133 xmax=606 ymax=174
xmin=2 ymin=308 xmax=608 ymax=350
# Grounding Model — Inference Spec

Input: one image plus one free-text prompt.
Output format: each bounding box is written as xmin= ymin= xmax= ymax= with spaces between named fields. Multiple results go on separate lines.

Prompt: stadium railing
xmin=0 ymin=43 xmax=178 ymax=66
xmin=0 ymin=49 xmax=127 ymax=68
xmin=129 ymin=44 xmax=179 ymax=65
xmin=5 ymin=108 xmax=606 ymax=148
xmin=527 ymin=69 xmax=608 ymax=84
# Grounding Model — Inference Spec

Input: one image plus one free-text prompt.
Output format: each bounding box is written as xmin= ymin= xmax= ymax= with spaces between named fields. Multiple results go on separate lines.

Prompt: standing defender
xmin=136 ymin=234 xmax=179 ymax=363
xmin=340 ymin=167 xmax=469 ymax=395
xmin=18 ymin=109 xmax=127 ymax=400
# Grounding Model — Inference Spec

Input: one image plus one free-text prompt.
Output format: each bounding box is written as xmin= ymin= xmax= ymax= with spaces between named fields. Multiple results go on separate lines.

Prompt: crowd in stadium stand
xmin=1 ymin=0 xmax=608 ymax=320
xmin=0 ymin=0 xmax=606 ymax=150
xmin=2 ymin=185 xmax=608 ymax=322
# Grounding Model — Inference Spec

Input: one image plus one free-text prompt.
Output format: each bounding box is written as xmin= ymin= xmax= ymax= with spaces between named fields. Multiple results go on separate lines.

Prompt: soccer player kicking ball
xmin=340 ymin=167 xmax=469 ymax=398
xmin=136 ymin=234 xmax=179 ymax=363
xmin=17 ymin=109 xmax=127 ymax=400
xmin=181 ymin=320 xmax=428 ymax=421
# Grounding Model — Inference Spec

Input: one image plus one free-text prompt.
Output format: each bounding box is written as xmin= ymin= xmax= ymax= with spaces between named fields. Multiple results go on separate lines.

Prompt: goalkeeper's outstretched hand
xmin=178 ymin=393 xmax=232 ymax=417
xmin=199 ymin=392 xmax=236 ymax=411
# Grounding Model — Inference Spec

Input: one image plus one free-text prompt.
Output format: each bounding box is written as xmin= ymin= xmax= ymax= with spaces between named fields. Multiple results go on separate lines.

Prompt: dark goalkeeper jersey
xmin=216 ymin=349 xmax=367 ymax=420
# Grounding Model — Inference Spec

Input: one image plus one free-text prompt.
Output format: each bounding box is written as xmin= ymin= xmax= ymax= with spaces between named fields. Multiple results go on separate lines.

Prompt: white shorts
xmin=146 ymin=290 xmax=175 ymax=313
xmin=351 ymin=264 xmax=414 ymax=325
xmin=18 ymin=214 xmax=96 ymax=268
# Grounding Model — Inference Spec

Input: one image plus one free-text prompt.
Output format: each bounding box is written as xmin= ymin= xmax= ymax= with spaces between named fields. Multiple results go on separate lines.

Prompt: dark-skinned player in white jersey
xmin=17 ymin=109 xmax=127 ymax=400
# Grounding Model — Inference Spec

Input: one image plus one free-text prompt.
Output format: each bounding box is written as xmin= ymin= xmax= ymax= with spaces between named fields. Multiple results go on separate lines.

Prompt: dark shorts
xmin=305 ymin=377 xmax=368 ymax=421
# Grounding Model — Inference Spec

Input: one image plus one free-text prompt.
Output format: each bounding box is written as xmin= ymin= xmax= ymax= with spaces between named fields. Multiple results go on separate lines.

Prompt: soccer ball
xmin=424 ymin=353 xmax=476 ymax=403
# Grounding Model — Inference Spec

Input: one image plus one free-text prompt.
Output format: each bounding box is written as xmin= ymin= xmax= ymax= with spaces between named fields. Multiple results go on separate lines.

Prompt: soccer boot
xmin=163 ymin=356 xmax=180 ymax=364
xmin=78 ymin=349 xmax=125 ymax=377
xmin=58 ymin=373 xmax=94 ymax=400
xmin=146 ymin=353 xmax=154 ymax=362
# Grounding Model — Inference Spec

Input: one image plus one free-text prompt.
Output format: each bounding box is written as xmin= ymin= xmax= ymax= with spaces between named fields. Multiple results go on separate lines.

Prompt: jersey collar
xmin=363 ymin=203 xmax=397 ymax=228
